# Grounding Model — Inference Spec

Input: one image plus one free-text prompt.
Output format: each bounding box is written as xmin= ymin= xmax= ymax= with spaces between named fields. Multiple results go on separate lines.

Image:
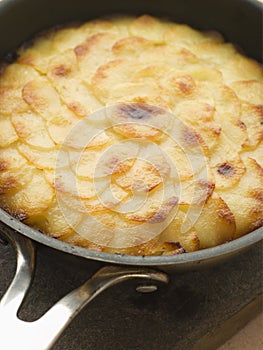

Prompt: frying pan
xmin=0 ymin=0 xmax=262 ymax=349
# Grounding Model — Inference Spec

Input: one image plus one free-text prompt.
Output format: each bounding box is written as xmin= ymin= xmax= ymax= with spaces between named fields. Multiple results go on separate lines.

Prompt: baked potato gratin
xmin=0 ymin=15 xmax=262 ymax=256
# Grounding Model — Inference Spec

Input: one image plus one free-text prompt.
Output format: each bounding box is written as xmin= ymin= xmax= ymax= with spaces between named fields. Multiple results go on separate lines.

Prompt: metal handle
xmin=0 ymin=230 xmax=169 ymax=350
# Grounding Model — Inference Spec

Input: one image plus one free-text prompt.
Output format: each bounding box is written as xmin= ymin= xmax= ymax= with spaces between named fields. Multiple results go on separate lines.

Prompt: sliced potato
xmin=47 ymin=50 xmax=102 ymax=116
xmin=191 ymin=193 xmax=236 ymax=248
xmin=0 ymin=86 xmax=30 ymax=115
xmin=18 ymin=143 xmax=58 ymax=169
xmin=218 ymin=158 xmax=263 ymax=237
xmin=11 ymin=112 xmax=55 ymax=149
xmin=0 ymin=164 xmax=34 ymax=194
xmin=0 ymin=115 xmax=18 ymax=147
xmin=0 ymin=170 xmax=53 ymax=217
xmin=22 ymin=76 xmax=61 ymax=120
xmin=0 ymin=146 xmax=27 ymax=170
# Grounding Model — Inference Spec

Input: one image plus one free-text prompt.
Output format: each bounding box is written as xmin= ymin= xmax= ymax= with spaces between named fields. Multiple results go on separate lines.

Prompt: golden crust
xmin=0 ymin=15 xmax=262 ymax=255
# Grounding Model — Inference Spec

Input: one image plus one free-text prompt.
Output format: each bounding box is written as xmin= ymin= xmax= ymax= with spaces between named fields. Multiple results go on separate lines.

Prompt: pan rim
xmin=0 ymin=208 xmax=262 ymax=266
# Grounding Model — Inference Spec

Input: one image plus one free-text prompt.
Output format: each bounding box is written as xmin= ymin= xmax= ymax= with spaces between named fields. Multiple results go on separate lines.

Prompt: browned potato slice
xmin=121 ymin=182 xmax=178 ymax=223
xmin=18 ymin=35 xmax=58 ymax=74
xmin=75 ymin=32 xmax=118 ymax=76
xmin=56 ymin=190 xmax=105 ymax=215
xmin=76 ymin=204 xmax=165 ymax=251
xmin=93 ymin=140 xmax=139 ymax=178
xmin=115 ymin=158 xmax=163 ymax=192
xmin=0 ymin=64 xmax=39 ymax=88
xmin=174 ymin=101 xmax=221 ymax=149
xmin=212 ymin=157 xmax=246 ymax=190
xmin=164 ymin=24 xmax=224 ymax=49
xmin=108 ymin=82 xmax=171 ymax=116
xmin=47 ymin=50 xmax=102 ymax=117
xmin=0 ymin=115 xmax=18 ymax=147
xmin=64 ymin=121 xmax=111 ymax=150
xmin=239 ymin=103 xmax=263 ymax=148
xmin=241 ymin=141 xmax=263 ymax=167
xmin=161 ymin=138 xmax=194 ymax=180
xmin=209 ymin=134 xmax=246 ymax=189
xmin=112 ymin=36 xmax=154 ymax=57
xmin=107 ymin=103 xmax=172 ymax=141
xmin=132 ymin=65 xmax=173 ymax=83
xmin=22 ymin=77 xmax=62 ymax=121
xmin=51 ymin=25 xmax=93 ymax=53
xmin=47 ymin=106 xmax=81 ymax=145
xmin=115 ymin=143 xmax=171 ymax=192
xmin=230 ymin=80 xmax=263 ymax=105
xmin=43 ymin=198 xmax=83 ymax=238
xmin=159 ymin=209 xmax=200 ymax=252
xmin=0 ymin=170 xmax=53 ymax=217
xmin=220 ymin=55 xmax=263 ymax=83
xmin=0 ymin=86 xmax=30 ymax=115
xmin=18 ymin=143 xmax=58 ymax=170
xmin=74 ymin=209 xmax=116 ymax=247
xmin=191 ymin=41 xmax=237 ymax=67
xmin=43 ymin=169 xmax=55 ymax=186
xmin=91 ymin=59 xmax=143 ymax=102
xmin=11 ymin=112 xmax=55 ymax=149
xmin=0 ymin=146 xmax=27 ymax=170
xmin=218 ymin=158 xmax=263 ymax=237
xmin=129 ymin=15 xmax=170 ymax=43
xmin=0 ymin=164 xmax=34 ymax=194
xmin=187 ymin=68 xmax=223 ymax=84
xmin=211 ymin=85 xmax=248 ymax=148
xmin=191 ymin=193 xmax=236 ymax=248
xmin=71 ymin=148 xmax=104 ymax=180
xmin=54 ymin=168 xmax=107 ymax=199
xmin=98 ymin=182 xmax=129 ymax=208
xmin=179 ymin=178 xmax=215 ymax=207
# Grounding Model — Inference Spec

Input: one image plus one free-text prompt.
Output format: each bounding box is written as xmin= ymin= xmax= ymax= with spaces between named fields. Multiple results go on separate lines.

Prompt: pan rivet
xmin=136 ymin=284 xmax=158 ymax=293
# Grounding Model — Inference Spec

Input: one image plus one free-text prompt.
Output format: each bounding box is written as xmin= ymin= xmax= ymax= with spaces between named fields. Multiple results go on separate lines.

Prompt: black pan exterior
xmin=0 ymin=0 xmax=262 ymax=61
xmin=0 ymin=0 xmax=262 ymax=268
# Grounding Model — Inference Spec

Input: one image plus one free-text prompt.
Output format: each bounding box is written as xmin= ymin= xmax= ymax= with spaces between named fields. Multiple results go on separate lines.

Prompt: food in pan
xmin=0 ymin=15 xmax=262 ymax=255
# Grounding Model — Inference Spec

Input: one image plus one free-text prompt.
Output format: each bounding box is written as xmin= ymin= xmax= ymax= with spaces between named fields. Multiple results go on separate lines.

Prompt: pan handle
xmin=0 ymin=230 xmax=169 ymax=350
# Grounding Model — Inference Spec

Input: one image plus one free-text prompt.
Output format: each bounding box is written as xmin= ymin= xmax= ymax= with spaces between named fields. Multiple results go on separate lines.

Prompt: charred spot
xmin=0 ymin=177 xmax=16 ymax=193
xmin=178 ymin=80 xmax=193 ymax=94
xmin=217 ymin=208 xmax=235 ymax=225
xmin=217 ymin=162 xmax=236 ymax=177
xmin=173 ymin=74 xmax=195 ymax=95
xmin=2 ymin=207 xmax=28 ymax=221
xmin=154 ymin=241 xmax=186 ymax=255
xmin=214 ymin=127 xmax=222 ymax=135
xmin=53 ymin=65 xmax=71 ymax=77
xmin=237 ymin=120 xmax=247 ymax=130
xmin=67 ymin=102 xmax=84 ymax=115
xmin=252 ymin=105 xmax=263 ymax=124
xmin=250 ymin=207 xmax=263 ymax=229
xmin=0 ymin=161 xmax=8 ymax=171
xmin=251 ymin=189 xmax=263 ymax=202
xmin=182 ymin=127 xmax=201 ymax=145
xmin=148 ymin=196 xmax=178 ymax=223
xmin=74 ymin=44 xmax=88 ymax=57
xmin=197 ymin=180 xmax=215 ymax=204
xmin=117 ymin=103 xmax=164 ymax=120
xmin=14 ymin=212 xmax=28 ymax=221
xmin=254 ymin=104 xmax=263 ymax=116
xmin=75 ymin=33 xmax=105 ymax=57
